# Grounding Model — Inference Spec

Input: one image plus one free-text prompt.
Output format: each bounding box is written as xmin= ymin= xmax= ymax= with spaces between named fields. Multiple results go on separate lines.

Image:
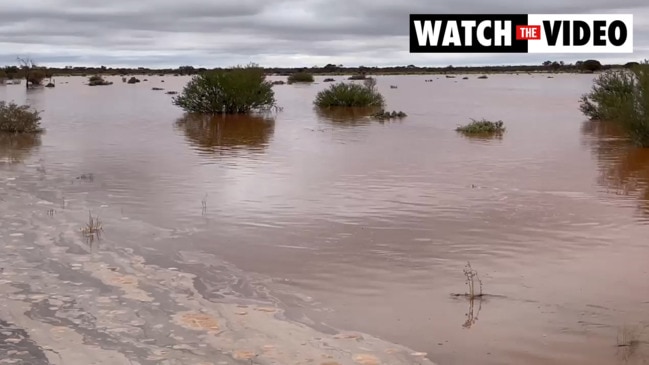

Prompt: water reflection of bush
xmin=314 ymin=106 xmax=381 ymax=126
xmin=174 ymin=113 xmax=275 ymax=156
xmin=456 ymin=133 xmax=504 ymax=144
xmin=0 ymin=133 xmax=42 ymax=164
xmin=581 ymin=120 xmax=649 ymax=215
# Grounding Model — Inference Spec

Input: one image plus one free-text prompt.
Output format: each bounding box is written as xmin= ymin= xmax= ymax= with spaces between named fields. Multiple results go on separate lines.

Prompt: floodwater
xmin=1 ymin=73 xmax=649 ymax=365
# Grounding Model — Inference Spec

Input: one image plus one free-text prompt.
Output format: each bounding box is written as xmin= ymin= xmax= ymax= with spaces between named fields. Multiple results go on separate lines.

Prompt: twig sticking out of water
xmin=201 ymin=194 xmax=208 ymax=215
xmin=616 ymin=325 xmax=648 ymax=361
xmin=81 ymin=211 xmax=103 ymax=237
xmin=463 ymin=261 xmax=483 ymax=299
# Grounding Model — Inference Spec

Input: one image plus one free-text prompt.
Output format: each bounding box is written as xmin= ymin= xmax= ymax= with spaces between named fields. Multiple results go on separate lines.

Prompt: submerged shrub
xmin=287 ymin=72 xmax=314 ymax=84
xmin=579 ymin=61 xmax=649 ymax=146
xmin=314 ymin=78 xmax=385 ymax=108
xmin=456 ymin=119 xmax=505 ymax=135
xmin=88 ymin=75 xmax=113 ymax=86
xmin=26 ymin=69 xmax=45 ymax=87
xmin=127 ymin=76 xmax=140 ymax=84
xmin=0 ymin=101 xmax=43 ymax=133
xmin=173 ymin=64 xmax=276 ymax=114
xmin=372 ymin=110 xmax=407 ymax=120
xmin=579 ymin=69 xmax=636 ymax=121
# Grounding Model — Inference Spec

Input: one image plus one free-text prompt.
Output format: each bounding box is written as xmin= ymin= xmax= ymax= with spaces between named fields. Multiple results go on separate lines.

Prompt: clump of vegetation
xmin=45 ymin=82 xmax=55 ymax=88
xmin=271 ymin=80 xmax=285 ymax=85
xmin=152 ymin=87 xmax=164 ymax=91
xmin=314 ymin=78 xmax=385 ymax=108
xmin=173 ymin=63 xmax=276 ymax=114
xmin=127 ymin=76 xmax=140 ymax=84
xmin=26 ymin=70 xmax=45 ymax=87
xmin=323 ymin=78 xmax=335 ymax=82
xmin=456 ymin=118 xmax=505 ymax=136
xmin=81 ymin=211 xmax=103 ymax=239
xmin=88 ymin=75 xmax=113 ymax=86
xmin=462 ymin=76 xmax=469 ymax=80
xmin=348 ymin=74 xmax=366 ymax=80
xmin=372 ymin=110 xmax=407 ymax=120
xmin=166 ymin=91 xmax=178 ymax=95
xmin=17 ymin=57 xmax=45 ymax=89
xmin=287 ymin=72 xmax=314 ymax=84
xmin=477 ymin=75 xmax=488 ymax=79
xmin=0 ymin=101 xmax=43 ymax=133
xmin=579 ymin=61 xmax=649 ymax=146
xmin=581 ymin=59 xmax=603 ymax=73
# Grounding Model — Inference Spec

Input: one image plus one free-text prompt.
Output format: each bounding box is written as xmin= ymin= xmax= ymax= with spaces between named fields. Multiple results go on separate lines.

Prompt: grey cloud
xmin=0 ymin=0 xmax=646 ymax=67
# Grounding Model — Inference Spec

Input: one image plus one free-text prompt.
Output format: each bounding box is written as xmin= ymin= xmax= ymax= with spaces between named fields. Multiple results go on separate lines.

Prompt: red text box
xmin=516 ymin=25 xmax=541 ymax=40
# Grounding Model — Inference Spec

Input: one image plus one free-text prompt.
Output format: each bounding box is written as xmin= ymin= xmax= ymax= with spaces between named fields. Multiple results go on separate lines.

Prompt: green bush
xmin=579 ymin=61 xmax=649 ymax=146
xmin=314 ymin=78 xmax=385 ymax=108
xmin=0 ymin=101 xmax=43 ymax=133
xmin=579 ymin=69 xmax=636 ymax=121
xmin=287 ymin=72 xmax=314 ymax=84
xmin=456 ymin=119 xmax=505 ymax=135
xmin=173 ymin=64 xmax=276 ymax=114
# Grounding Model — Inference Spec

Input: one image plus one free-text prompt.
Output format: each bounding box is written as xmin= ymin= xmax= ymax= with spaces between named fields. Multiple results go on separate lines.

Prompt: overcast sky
xmin=0 ymin=0 xmax=647 ymax=68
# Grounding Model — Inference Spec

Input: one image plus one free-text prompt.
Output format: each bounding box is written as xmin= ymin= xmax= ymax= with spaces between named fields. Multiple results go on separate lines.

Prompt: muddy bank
xmin=0 ymin=169 xmax=435 ymax=365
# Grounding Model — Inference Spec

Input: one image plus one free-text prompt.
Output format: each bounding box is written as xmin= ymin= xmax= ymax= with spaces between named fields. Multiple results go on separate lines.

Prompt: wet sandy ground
xmin=0 ymin=171 xmax=435 ymax=364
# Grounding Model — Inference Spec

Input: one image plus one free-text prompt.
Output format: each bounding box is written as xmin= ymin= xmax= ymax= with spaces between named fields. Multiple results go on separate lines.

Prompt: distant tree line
xmin=0 ymin=59 xmax=641 ymax=80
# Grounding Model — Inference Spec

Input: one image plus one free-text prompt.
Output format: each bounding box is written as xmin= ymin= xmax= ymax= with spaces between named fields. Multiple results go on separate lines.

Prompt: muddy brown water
xmin=1 ymin=74 xmax=649 ymax=364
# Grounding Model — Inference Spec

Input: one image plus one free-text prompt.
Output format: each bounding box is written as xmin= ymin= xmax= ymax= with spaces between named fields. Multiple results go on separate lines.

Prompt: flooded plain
xmin=1 ymin=73 xmax=649 ymax=364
